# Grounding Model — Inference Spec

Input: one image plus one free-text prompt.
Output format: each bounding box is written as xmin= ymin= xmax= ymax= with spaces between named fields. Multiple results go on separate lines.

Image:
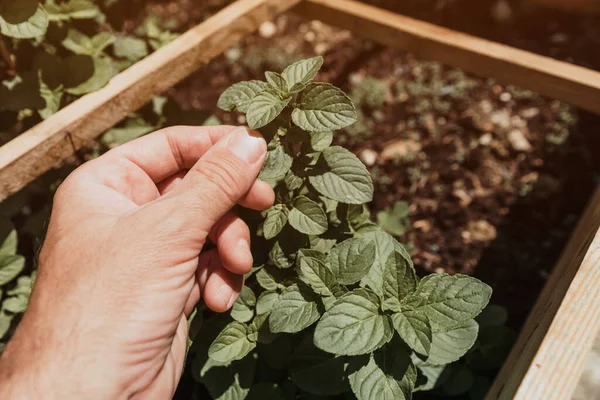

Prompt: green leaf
xmin=308 ymin=235 xmax=337 ymax=254
xmin=314 ymin=292 xmax=392 ymax=356
xmin=208 ymin=321 xmax=255 ymax=363
xmin=256 ymin=290 xmax=279 ymax=315
xmin=310 ymin=131 xmax=333 ymax=152
xmin=0 ymin=311 xmax=13 ymax=338
xmin=297 ymin=256 xmax=335 ymax=297
xmin=259 ymin=145 xmax=293 ymax=181
xmin=383 ymin=251 xmax=417 ymax=301
xmin=403 ymin=273 xmax=492 ymax=331
xmin=309 ymin=146 xmax=373 ymax=204
xmin=262 ymin=205 xmax=289 ymax=240
xmin=281 ymin=56 xmax=323 ymax=92
xmin=0 ymin=2 xmax=48 ymax=39
xmin=249 ymin=313 xmax=279 ymax=344
xmin=65 ymin=56 xmax=115 ymax=95
xmin=231 ymin=285 xmax=256 ymax=323
xmin=2 ymin=295 xmax=28 ymax=314
xmin=6 ymin=275 xmax=34 ymax=297
xmin=0 ymin=72 xmax=44 ymax=111
xmin=269 ymin=240 xmax=293 ymax=269
xmin=347 ymin=204 xmax=370 ymax=226
xmin=427 ymin=319 xmax=479 ymax=365
xmin=391 ymin=311 xmax=432 ymax=356
xmin=360 ymin=230 xmax=412 ymax=297
xmin=199 ymin=354 xmax=257 ymax=400
xmin=377 ymin=201 xmax=410 ymax=236
xmin=349 ymin=346 xmax=416 ymax=400
xmin=0 ymin=255 xmax=25 ymax=286
xmin=269 ymin=284 xmax=320 ymax=333
xmin=217 ymin=80 xmax=268 ymax=112
xmin=102 ymin=117 xmax=156 ymax=146
xmin=284 ymin=170 xmax=303 ymax=191
xmin=114 ymin=36 xmax=148 ymax=62
xmin=292 ymin=83 xmax=357 ymax=131
xmin=265 ymin=71 xmax=289 ymax=94
xmin=62 ymin=29 xmax=115 ymax=56
xmin=256 ymin=267 xmax=284 ymax=291
xmin=0 ymin=229 xmax=17 ymax=258
xmin=382 ymin=297 xmax=402 ymax=313
xmin=38 ymin=79 xmax=63 ymax=120
xmin=328 ymin=237 xmax=376 ymax=285
xmin=288 ymin=196 xmax=328 ymax=235
xmin=45 ymin=0 xmax=99 ymax=21
xmin=476 ymin=304 xmax=509 ymax=327
xmin=290 ymin=337 xmax=349 ymax=395
xmin=246 ymin=90 xmax=291 ymax=130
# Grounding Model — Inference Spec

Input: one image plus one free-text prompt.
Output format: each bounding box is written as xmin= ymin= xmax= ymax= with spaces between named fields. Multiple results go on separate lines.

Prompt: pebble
xmin=359 ymin=149 xmax=378 ymax=167
xmin=508 ymin=129 xmax=532 ymax=152
xmin=499 ymin=92 xmax=512 ymax=102
xmin=491 ymin=110 xmax=511 ymax=129
xmin=381 ymin=140 xmax=422 ymax=161
xmin=479 ymin=133 xmax=493 ymax=146
xmin=237 ymin=115 xmax=246 ymax=124
xmin=466 ymin=220 xmax=497 ymax=242
xmin=304 ymin=31 xmax=316 ymax=42
xmin=259 ymin=21 xmax=276 ymax=38
xmin=520 ymin=107 xmax=540 ymax=119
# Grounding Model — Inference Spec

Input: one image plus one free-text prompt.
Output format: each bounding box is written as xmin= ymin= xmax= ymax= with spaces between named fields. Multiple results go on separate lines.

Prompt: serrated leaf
xmin=246 ymin=90 xmax=291 ymax=130
xmin=265 ymin=71 xmax=289 ymax=94
xmin=269 ymin=240 xmax=293 ymax=269
xmin=0 ymin=255 xmax=25 ymax=286
xmin=360 ymin=230 xmax=412 ymax=297
xmin=349 ymin=346 xmax=416 ymax=400
xmin=288 ymin=196 xmax=328 ymax=235
xmin=45 ymin=0 xmax=99 ymax=21
xmin=38 ymin=79 xmax=63 ymax=120
xmin=231 ymin=285 xmax=256 ymax=323
xmin=262 ymin=204 xmax=289 ymax=240
xmin=65 ymin=56 xmax=114 ymax=95
xmin=290 ymin=336 xmax=349 ymax=395
xmin=382 ymin=297 xmax=402 ymax=313
xmin=259 ymin=145 xmax=293 ymax=181
xmin=383 ymin=251 xmax=417 ymax=301
xmin=0 ymin=229 xmax=17 ymax=258
xmin=282 ymin=56 xmax=323 ymax=92
xmin=256 ymin=268 xmax=282 ymax=291
xmin=256 ymin=291 xmax=279 ymax=315
xmin=269 ymin=284 xmax=320 ymax=333
xmin=62 ymin=29 xmax=115 ymax=56
xmin=328 ymin=237 xmax=376 ymax=285
xmin=391 ymin=311 xmax=432 ymax=356
xmin=297 ymin=256 xmax=335 ymax=297
xmin=114 ymin=36 xmax=148 ymax=62
xmin=403 ymin=274 xmax=492 ymax=331
xmin=217 ymin=80 xmax=268 ymax=112
xmin=314 ymin=293 xmax=392 ymax=356
xmin=284 ymin=170 xmax=303 ymax=191
xmin=292 ymin=83 xmax=357 ymax=131
xmin=0 ymin=2 xmax=48 ymax=39
xmin=427 ymin=319 xmax=479 ymax=365
xmin=208 ymin=321 xmax=255 ymax=363
xmin=309 ymin=146 xmax=373 ymax=204
xmin=310 ymin=131 xmax=333 ymax=152
xmin=377 ymin=201 xmax=410 ymax=236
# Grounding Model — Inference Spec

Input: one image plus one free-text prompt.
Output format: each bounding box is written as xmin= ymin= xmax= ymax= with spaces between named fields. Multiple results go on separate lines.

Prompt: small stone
xmin=466 ymin=220 xmax=497 ymax=242
xmin=349 ymin=72 xmax=364 ymax=86
xmin=259 ymin=21 xmax=276 ymax=38
xmin=499 ymin=92 xmax=512 ymax=102
xmin=237 ymin=115 xmax=246 ymax=124
xmin=491 ymin=110 xmax=511 ymax=129
xmin=359 ymin=149 xmax=378 ymax=167
xmin=511 ymin=115 xmax=527 ymax=128
xmin=314 ymin=43 xmax=327 ymax=55
xmin=304 ymin=31 xmax=316 ymax=42
xmin=508 ymin=129 xmax=532 ymax=151
xmin=492 ymin=0 xmax=513 ymax=23
xmin=381 ymin=140 xmax=422 ymax=161
xmin=520 ymin=107 xmax=539 ymax=119
xmin=225 ymin=47 xmax=242 ymax=63
xmin=479 ymin=133 xmax=493 ymax=146
xmin=479 ymin=100 xmax=493 ymax=114
xmin=413 ymin=219 xmax=431 ymax=233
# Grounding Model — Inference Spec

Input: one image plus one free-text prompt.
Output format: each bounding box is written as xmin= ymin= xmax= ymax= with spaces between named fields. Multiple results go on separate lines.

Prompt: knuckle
xmin=195 ymin=157 xmax=245 ymax=204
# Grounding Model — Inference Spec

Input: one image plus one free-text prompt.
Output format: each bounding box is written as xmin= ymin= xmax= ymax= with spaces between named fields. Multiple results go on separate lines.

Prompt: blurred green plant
xmin=377 ymin=200 xmax=410 ymax=237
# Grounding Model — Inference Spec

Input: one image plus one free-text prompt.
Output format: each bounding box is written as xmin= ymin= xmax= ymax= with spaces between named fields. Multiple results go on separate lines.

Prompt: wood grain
xmin=486 ymin=186 xmax=600 ymax=400
xmin=0 ymin=0 xmax=301 ymax=202
xmin=294 ymin=0 xmax=600 ymax=115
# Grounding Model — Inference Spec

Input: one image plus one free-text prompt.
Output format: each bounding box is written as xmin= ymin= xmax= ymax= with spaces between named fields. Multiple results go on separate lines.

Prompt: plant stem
xmin=0 ymin=38 xmax=16 ymax=77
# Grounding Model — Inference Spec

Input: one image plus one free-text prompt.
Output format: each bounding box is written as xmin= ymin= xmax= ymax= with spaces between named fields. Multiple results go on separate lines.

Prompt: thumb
xmin=160 ymin=126 xmax=267 ymax=239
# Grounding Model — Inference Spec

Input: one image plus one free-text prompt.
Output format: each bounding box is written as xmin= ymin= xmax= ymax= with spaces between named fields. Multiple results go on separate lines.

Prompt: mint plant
xmin=187 ymin=56 xmax=492 ymax=399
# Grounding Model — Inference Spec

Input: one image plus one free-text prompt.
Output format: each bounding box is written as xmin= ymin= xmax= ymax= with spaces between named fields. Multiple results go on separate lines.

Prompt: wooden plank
xmin=486 ymin=186 xmax=600 ymax=400
xmin=0 ymin=0 xmax=301 ymax=202
xmin=294 ymin=0 xmax=600 ymax=116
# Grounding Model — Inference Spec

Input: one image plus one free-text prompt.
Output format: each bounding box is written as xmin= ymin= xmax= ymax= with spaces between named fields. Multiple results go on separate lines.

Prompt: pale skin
xmin=0 ymin=125 xmax=272 ymax=399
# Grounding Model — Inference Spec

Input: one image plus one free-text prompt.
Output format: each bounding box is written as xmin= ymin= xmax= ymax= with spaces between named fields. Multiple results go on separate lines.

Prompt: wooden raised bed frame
xmin=1 ymin=0 xmax=599 ymax=398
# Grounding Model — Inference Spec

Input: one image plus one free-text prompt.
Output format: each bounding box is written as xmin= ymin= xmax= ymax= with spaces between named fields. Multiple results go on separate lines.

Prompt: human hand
xmin=0 ymin=126 xmax=272 ymax=399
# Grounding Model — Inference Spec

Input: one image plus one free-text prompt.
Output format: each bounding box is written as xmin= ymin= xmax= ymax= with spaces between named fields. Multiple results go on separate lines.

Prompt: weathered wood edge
xmin=486 ymin=186 xmax=600 ymax=400
xmin=294 ymin=0 xmax=600 ymax=116
xmin=0 ymin=0 xmax=302 ymax=202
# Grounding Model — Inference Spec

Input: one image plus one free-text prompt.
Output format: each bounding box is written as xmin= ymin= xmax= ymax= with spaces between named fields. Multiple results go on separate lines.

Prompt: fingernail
xmin=218 ymin=284 xmax=236 ymax=310
xmin=227 ymin=127 xmax=266 ymax=164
